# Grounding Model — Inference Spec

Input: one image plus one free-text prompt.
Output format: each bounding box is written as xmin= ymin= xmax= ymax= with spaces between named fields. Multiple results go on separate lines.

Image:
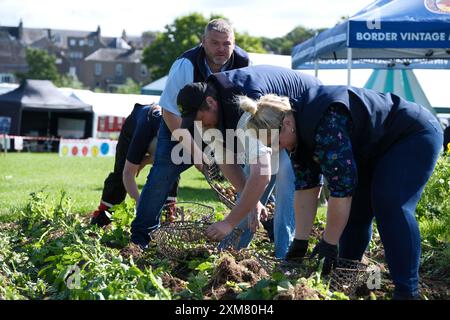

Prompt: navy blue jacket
xmin=179 ymin=45 xmax=250 ymax=82
xmin=126 ymin=104 xmax=161 ymax=164
xmin=292 ymin=85 xmax=429 ymax=167
xmin=207 ymin=65 xmax=322 ymax=137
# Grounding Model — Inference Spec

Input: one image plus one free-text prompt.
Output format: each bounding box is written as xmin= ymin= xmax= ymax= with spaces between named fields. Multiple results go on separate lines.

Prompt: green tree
xmin=17 ymin=48 xmax=61 ymax=83
xmin=142 ymin=13 xmax=265 ymax=80
xmin=262 ymin=25 xmax=318 ymax=55
xmin=116 ymin=78 xmax=141 ymax=94
xmin=142 ymin=13 xmax=208 ymax=80
xmin=261 ymin=37 xmax=286 ymax=55
xmin=235 ymin=32 xmax=265 ymax=54
xmin=55 ymin=75 xmax=86 ymax=89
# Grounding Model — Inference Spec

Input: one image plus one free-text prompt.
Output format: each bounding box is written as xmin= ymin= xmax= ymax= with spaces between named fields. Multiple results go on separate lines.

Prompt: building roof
xmin=0 ymin=26 xmax=20 ymax=40
xmin=21 ymin=28 xmax=49 ymax=45
xmin=104 ymin=38 xmax=131 ymax=50
xmin=85 ymin=48 xmax=142 ymax=63
xmin=126 ymin=35 xmax=143 ymax=48
xmin=0 ymin=23 xmax=144 ymax=50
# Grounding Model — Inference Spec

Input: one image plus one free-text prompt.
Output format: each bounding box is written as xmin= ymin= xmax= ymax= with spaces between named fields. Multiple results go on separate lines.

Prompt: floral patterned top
xmin=292 ymin=103 xmax=358 ymax=198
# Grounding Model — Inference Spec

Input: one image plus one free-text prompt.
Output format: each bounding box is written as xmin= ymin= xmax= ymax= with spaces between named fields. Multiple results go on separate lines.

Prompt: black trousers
xmin=101 ymin=111 xmax=178 ymax=207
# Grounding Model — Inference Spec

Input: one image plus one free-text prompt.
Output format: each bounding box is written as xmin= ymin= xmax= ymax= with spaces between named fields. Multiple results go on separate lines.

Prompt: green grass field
xmin=0 ymin=153 xmax=227 ymax=220
xmin=0 ymin=152 xmax=448 ymax=300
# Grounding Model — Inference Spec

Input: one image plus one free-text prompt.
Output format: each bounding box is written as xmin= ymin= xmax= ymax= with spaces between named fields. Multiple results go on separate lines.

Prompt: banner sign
xmin=292 ymin=0 xmax=450 ymax=68
xmin=14 ymin=137 xmax=23 ymax=151
xmin=350 ymin=22 xmax=450 ymax=48
xmin=59 ymin=138 xmax=117 ymax=157
xmin=295 ymin=58 xmax=450 ymax=70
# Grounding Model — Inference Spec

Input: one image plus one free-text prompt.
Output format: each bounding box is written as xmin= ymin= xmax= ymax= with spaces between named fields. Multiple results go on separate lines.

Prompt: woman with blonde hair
xmin=206 ymin=85 xmax=443 ymax=300
xmin=175 ymin=65 xmax=321 ymax=259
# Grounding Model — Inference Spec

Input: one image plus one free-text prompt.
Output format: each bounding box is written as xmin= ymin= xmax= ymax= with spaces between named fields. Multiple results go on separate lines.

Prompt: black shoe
xmin=131 ymin=233 xmax=151 ymax=250
xmin=285 ymin=239 xmax=309 ymax=262
xmin=90 ymin=210 xmax=112 ymax=227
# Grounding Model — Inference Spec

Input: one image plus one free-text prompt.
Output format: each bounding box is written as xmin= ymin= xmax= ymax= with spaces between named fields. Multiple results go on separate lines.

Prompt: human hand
xmin=248 ymin=202 xmax=267 ymax=233
xmin=310 ymin=238 xmax=338 ymax=275
xmin=259 ymin=201 xmax=269 ymax=221
xmin=205 ymin=220 xmax=234 ymax=241
xmin=150 ymin=102 xmax=161 ymax=112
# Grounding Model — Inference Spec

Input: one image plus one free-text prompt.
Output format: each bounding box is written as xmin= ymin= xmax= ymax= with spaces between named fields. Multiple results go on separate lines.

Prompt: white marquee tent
xmin=59 ymin=88 xmax=160 ymax=139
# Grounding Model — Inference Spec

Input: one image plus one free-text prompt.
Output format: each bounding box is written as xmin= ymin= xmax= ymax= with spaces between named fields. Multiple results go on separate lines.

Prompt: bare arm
xmin=294 ymin=187 xmax=321 ymax=240
xmin=323 ymin=196 xmax=352 ymax=245
xmin=206 ymin=154 xmax=271 ymax=240
xmin=122 ymin=160 xmax=141 ymax=204
xmin=123 ymin=138 xmax=155 ymax=205
xmin=225 ymin=160 xmax=271 ymax=227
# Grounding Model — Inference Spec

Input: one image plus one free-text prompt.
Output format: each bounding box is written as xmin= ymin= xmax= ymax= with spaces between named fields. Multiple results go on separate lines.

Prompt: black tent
xmin=0 ymin=79 xmax=93 ymax=138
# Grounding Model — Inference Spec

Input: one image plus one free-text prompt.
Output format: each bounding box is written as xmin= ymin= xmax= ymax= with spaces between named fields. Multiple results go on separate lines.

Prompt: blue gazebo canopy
xmin=292 ymin=0 xmax=450 ymax=69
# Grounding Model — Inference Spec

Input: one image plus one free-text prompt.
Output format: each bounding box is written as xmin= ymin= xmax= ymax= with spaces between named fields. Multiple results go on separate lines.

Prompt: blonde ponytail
xmin=239 ymin=96 xmax=258 ymax=115
xmin=239 ymin=94 xmax=292 ymax=132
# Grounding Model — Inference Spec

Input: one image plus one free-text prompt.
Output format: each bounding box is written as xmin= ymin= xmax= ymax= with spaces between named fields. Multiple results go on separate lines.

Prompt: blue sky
xmin=0 ymin=0 xmax=374 ymax=37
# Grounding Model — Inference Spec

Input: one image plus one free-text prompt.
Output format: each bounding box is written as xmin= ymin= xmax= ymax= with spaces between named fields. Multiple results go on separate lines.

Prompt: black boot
xmin=90 ymin=210 xmax=112 ymax=227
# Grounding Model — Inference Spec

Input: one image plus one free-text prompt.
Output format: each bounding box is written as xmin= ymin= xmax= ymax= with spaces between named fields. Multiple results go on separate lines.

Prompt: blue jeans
xmin=131 ymin=121 xmax=191 ymax=245
xmin=273 ymin=150 xmax=296 ymax=258
xmin=338 ymin=110 xmax=443 ymax=298
xmin=219 ymin=150 xmax=296 ymax=259
xmin=131 ymin=122 xmax=295 ymax=252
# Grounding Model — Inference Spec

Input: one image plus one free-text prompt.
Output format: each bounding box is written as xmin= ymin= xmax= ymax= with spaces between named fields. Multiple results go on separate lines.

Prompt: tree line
xmin=142 ymin=13 xmax=325 ymax=80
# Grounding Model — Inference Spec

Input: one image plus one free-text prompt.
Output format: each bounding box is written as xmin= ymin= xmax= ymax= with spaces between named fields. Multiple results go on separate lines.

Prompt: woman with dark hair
xmin=206 ymin=86 xmax=443 ymax=300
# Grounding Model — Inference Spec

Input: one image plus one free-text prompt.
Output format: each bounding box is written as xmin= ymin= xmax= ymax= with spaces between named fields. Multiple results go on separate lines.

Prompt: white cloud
xmin=0 ymin=0 xmax=374 ymax=37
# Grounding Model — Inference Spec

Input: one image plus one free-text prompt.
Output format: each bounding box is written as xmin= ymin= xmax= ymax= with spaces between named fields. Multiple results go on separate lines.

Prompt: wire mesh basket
xmin=231 ymin=253 xmax=376 ymax=297
xmin=151 ymin=202 xmax=242 ymax=259
xmin=152 ymin=220 xmax=244 ymax=260
xmin=152 ymin=221 xmax=214 ymax=259
xmin=328 ymin=258 xmax=372 ymax=295
xmin=204 ymin=161 xmax=237 ymax=209
xmin=160 ymin=201 xmax=216 ymax=225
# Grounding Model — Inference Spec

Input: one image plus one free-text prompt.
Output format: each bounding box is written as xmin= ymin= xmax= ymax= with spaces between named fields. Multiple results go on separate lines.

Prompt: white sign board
xmin=59 ymin=138 xmax=117 ymax=157
xmin=14 ymin=137 xmax=23 ymax=151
